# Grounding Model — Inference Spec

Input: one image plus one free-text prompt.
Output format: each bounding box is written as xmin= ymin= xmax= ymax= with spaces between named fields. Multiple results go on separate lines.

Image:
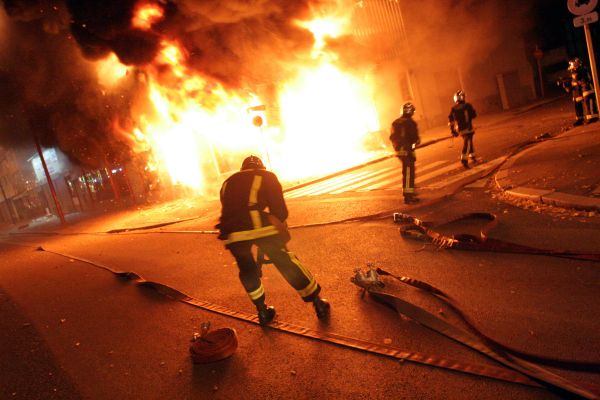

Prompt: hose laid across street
xmin=351 ymin=267 xmax=599 ymax=399
xmin=1 ymin=242 xmax=593 ymax=398
xmin=393 ymin=212 xmax=600 ymax=262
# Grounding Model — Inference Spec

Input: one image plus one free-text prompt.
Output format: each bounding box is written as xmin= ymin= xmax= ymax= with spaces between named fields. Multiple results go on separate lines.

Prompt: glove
xmin=448 ymin=122 xmax=458 ymax=137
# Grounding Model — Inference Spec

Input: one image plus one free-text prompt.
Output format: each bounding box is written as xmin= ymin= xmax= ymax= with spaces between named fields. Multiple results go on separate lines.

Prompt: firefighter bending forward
xmin=390 ymin=102 xmax=420 ymax=204
xmin=216 ymin=155 xmax=330 ymax=325
xmin=448 ymin=90 xmax=478 ymax=168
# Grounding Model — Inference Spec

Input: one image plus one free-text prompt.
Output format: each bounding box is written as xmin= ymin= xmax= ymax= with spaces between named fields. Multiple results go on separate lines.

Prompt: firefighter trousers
xmin=227 ymin=234 xmax=321 ymax=306
xmin=398 ymin=154 xmax=416 ymax=198
xmin=461 ymin=133 xmax=475 ymax=161
xmin=574 ymin=98 xmax=584 ymax=123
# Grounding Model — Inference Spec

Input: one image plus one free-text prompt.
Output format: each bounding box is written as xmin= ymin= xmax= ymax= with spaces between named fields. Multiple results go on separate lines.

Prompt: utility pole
xmin=34 ymin=136 xmax=66 ymax=225
xmin=0 ymin=177 xmax=16 ymax=224
xmin=583 ymin=23 xmax=600 ymax=112
xmin=533 ymin=46 xmax=545 ymax=98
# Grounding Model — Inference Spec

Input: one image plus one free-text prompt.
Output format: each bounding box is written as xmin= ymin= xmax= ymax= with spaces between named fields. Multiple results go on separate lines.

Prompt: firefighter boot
xmin=256 ymin=303 xmax=276 ymax=325
xmin=461 ymin=159 xmax=469 ymax=169
xmin=313 ymin=297 xmax=331 ymax=320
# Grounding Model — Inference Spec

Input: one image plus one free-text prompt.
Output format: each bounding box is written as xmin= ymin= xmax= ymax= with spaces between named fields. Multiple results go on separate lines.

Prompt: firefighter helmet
xmin=402 ymin=102 xmax=416 ymax=117
xmin=568 ymin=57 xmax=583 ymax=73
xmin=241 ymin=155 xmax=266 ymax=170
xmin=453 ymin=90 xmax=466 ymax=104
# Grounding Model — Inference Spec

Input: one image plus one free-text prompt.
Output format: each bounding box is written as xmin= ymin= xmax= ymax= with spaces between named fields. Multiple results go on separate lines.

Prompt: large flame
xmin=132 ymin=1 xmax=164 ymax=30
xmin=98 ymin=5 xmax=382 ymax=195
xmin=94 ymin=53 xmax=130 ymax=87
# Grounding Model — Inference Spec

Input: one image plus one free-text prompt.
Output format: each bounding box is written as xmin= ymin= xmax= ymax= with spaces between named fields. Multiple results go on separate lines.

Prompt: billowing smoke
xmin=0 ymin=0 xmax=334 ymax=167
xmin=399 ymin=0 xmax=533 ymax=67
xmin=0 ymin=0 xmax=536 ymax=169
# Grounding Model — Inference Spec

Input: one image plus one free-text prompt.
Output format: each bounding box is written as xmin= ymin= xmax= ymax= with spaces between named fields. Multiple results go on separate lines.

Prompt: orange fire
xmin=94 ymin=53 xmax=130 ymax=87
xmin=97 ymin=8 xmax=382 ymax=195
xmin=132 ymin=2 xmax=164 ymax=30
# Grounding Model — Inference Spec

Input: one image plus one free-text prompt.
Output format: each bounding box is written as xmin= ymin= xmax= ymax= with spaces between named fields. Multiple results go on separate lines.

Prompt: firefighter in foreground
xmin=390 ymin=102 xmax=420 ymax=204
xmin=216 ymin=155 xmax=330 ymax=325
xmin=558 ymin=57 xmax=598 ymax=126
xmin=448 ymin=90 xmax=478 ymax=168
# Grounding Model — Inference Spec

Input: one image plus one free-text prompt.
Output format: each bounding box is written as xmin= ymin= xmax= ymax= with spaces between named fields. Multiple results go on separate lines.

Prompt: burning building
xmin=0 ymin=0 xmax=540 ymax=215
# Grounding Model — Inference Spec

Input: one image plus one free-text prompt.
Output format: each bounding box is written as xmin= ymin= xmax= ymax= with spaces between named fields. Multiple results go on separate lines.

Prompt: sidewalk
xmin=494 ymin=121 xmax=600 ymax=212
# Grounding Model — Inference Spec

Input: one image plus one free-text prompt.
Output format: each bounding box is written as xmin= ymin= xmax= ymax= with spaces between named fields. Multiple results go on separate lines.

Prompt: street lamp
xmin=247 ymin=105 xmax=272 ymax=170
xmin=533 ymin=45 xmax=545 ymax=98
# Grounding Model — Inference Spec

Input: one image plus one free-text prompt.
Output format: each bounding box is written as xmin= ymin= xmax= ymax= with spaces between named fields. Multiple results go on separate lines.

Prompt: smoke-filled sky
xmin=0 ymin=0 xmax=548 ymax=169
xmin=0 ymin=0 xmax=334 ymax=168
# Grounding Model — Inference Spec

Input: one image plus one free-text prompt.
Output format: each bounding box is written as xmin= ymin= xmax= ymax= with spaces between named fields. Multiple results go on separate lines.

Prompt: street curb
xmin=497 ymin=183 xmax=600 ymax=211
xmin=494 ymin=133 xmax=600 ymax=212
xmin=541 ymin=192 xmax=600 ymax=210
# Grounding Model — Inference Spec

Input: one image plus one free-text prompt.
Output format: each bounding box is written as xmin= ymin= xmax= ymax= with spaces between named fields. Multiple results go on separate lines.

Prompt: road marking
xmin=331 ymin=166 xmax=400 ymax=193
xmin=427 ymin=157 xmax=505 ymax=189
xmin=285 ymin=157 xmax=502 ymax=198
xmin=386 ymin=160 xmax=457 ymax=189
xmin=464 ymin=179 xmax=488 ymax=188
xmin=354 ymin=161 xmax=449 ymax=192
xmin=285 ymin=170 xmax=377 ymax=198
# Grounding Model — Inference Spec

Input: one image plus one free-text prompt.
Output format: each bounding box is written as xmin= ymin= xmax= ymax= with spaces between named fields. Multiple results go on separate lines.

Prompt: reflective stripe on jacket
xmin=217 ymin=169 xmax=288 ymax=244
xmin=448 ymin=103 xmax=477 ymax=134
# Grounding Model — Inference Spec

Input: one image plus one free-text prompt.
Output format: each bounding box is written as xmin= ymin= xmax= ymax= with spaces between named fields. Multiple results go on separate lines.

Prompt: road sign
xmin=568 ymin=0 xmax=598 ymax=16
xmin=573 ymin=11 xmax=599 ymax=27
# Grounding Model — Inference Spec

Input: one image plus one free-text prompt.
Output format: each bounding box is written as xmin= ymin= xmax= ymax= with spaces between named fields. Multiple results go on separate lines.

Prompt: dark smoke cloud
xmin=64 ymin=0 xmax=324 ymax=85
xmin=400 ymin=0 xmax=534 ymax=67
xmin=0 ymin=0 xmax=539 ymax=169
xmin=0 ymin=0 xmax=336 ymax=168
xmin=0 ymin=2 xmax=137 ymax=168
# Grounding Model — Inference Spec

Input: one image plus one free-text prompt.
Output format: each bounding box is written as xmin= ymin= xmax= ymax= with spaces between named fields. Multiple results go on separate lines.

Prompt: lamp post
xmin=247 ymin=105 xmax=273 ymax=170
xmin=533 ymin=46 xmax=545 ymax=98
xmin=0 ymin=176 xmax=16 ymax=224
xmin=34 ymin=136 xmax=66 ymax=225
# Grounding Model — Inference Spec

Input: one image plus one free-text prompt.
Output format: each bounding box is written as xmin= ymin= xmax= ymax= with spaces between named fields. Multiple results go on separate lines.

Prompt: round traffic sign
xmin=568 ymin=0 xmax=598 ymax=16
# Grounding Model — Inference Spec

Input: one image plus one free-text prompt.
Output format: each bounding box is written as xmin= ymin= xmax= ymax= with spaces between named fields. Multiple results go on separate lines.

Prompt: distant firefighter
xmin=216 ymin=155 xmax=330 ymax=325
xmin=389 ymin=102 xmax=420 ymax=204
xmin=448 ymin=90 xmax=478 ymax=169
xmin=557 ymin=57 xmax=598 ymax=126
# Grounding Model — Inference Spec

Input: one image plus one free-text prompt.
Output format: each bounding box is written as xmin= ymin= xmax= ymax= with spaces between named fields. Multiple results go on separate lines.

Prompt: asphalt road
xmin=1 ymin=97 xmax=600 ymax=399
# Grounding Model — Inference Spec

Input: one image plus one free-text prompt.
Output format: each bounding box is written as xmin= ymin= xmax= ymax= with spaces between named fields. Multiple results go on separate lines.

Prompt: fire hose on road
xmin=0 ymin=241 xmax=591 ymax=399
xmin=351 ymin=267 xmax=600 ymax=399
xmin=393 ymin=212 xmax=600 ymax=262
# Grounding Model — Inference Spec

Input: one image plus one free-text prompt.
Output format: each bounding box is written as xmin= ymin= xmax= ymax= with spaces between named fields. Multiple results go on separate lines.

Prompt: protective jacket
xmin=390 ymin=116 xmax=419 ymax=157
xmin=448 ymin=103 xmax=477 ymax=135
xmin=217 ymin=169 xmax=287 ymax=244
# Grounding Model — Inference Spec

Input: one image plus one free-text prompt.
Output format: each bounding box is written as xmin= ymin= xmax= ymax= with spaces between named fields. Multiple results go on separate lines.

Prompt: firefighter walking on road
xmin=558 ymin=57 xmax=598 ymax=126
xmin=448 ymin=90 xmax=478 ymax=168
xmin=216 ymin=155 xmax=330 ymax=325
xmin=390 ymin=102 xmax=420 ymax=204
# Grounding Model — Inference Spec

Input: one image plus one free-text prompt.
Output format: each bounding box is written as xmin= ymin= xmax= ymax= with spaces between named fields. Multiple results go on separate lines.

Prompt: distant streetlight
xmin=247 ymin=105 xmax=272 ymax=170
